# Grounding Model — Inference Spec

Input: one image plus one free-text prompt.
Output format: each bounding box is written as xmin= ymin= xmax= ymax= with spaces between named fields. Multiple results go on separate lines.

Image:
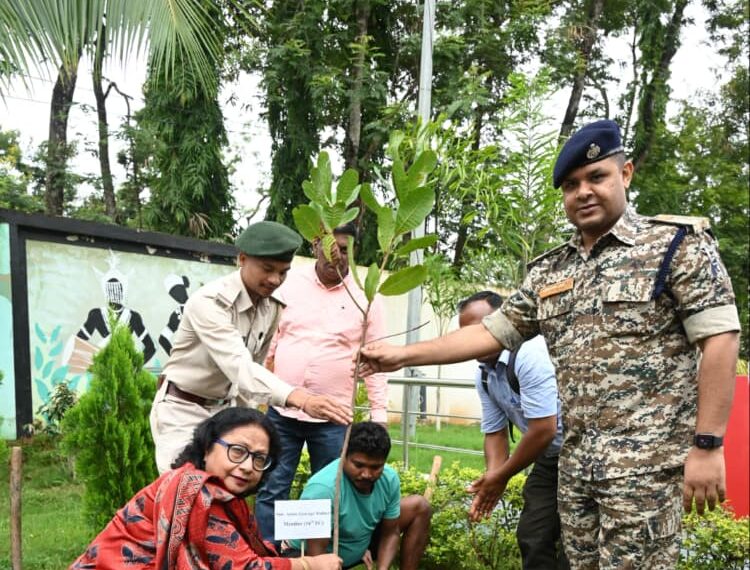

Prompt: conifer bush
xmin=62 ymin=320 xmax=157 ymax=532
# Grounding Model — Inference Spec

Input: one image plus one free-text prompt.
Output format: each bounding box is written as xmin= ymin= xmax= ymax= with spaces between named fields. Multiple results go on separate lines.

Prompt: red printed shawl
xmin=70 ymin=463 xmax=290 ymax=570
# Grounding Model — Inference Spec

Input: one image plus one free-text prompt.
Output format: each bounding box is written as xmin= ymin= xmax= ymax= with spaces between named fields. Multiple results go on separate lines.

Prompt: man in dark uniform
xmin=357 ymin=120 xmax=740 ymax=569
xmin=150 ymin=221 xmax=352 ymax=472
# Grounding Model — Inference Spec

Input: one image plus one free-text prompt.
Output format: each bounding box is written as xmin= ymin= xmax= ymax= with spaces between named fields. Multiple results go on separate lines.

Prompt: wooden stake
xmin=10 ymin=446 xmax=22 ymax=570
xmin=423 ymin=455 xmax=442 ymax=502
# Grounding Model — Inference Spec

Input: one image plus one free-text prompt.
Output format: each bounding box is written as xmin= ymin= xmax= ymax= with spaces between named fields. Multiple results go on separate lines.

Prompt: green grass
xmin=387 ymin=421 xmax=487 ymax=472
xmin=0 ymin=436 xmax=90 ymax=570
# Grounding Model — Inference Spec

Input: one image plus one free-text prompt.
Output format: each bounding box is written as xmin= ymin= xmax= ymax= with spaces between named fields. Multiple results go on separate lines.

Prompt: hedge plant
xmin=62 ymin=319 xmax=157 ymax=532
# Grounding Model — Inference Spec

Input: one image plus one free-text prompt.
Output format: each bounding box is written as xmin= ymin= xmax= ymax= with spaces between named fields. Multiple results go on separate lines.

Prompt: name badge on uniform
xmin=539 ymin=277 xmax=574 ymax=299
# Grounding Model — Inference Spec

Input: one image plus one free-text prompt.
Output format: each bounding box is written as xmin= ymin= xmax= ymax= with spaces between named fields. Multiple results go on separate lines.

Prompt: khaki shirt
xmin=483 ymin=206 xmax=740 ymax=480
xmin=162 ymin=270 xmax=293 ymax=407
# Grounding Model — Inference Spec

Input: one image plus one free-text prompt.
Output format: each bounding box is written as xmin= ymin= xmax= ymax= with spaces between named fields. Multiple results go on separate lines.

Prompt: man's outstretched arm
xmin=358 ymin=324 xmax=503 ymax=376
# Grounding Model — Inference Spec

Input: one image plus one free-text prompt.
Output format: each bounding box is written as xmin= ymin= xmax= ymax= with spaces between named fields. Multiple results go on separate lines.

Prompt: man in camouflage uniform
xmin=357 ymin=120 xmax=741 ymax=569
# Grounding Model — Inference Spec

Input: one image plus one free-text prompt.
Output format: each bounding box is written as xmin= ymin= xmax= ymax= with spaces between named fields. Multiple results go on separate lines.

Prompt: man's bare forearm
xmin=402 ymin=324 xmax=504 ymax=367
xmin=695 ymin=332 xmax=740 ymax=435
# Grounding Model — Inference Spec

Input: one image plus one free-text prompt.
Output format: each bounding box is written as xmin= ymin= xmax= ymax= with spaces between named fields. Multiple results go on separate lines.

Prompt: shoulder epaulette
xmin=215 ymin=278 xmax=241 ymax=308
xmin=527 ymin=240 xmax=571 ymax=268
xmin=650 ymin=214 xmax=711 ymax=233
xmin=269 ymin=294 xmax=286 ymax=308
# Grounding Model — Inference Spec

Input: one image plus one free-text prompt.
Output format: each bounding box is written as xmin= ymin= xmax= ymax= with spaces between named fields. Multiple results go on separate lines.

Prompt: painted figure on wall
xmin=158 ymin=274 xmax=190 ymax=355
xmin=66 ymin=250 xmax=156 ymax=372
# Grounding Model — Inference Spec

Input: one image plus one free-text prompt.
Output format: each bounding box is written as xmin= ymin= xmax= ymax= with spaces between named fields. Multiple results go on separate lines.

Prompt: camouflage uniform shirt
xmin=483 ymin=206 xmax=740 ymax=481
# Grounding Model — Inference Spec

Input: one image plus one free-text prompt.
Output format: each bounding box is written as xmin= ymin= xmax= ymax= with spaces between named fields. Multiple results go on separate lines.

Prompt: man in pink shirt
xmin=255 ymin=222 xmax=389 ymax=543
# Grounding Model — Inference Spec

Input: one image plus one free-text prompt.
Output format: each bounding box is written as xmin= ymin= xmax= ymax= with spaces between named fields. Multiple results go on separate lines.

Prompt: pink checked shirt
xmin=267 ymin=263 xmax=389 ymax=423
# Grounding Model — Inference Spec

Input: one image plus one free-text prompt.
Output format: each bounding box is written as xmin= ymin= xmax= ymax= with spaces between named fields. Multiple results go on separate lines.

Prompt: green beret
xmin=235 ymin=221 xmax=302 ymax=262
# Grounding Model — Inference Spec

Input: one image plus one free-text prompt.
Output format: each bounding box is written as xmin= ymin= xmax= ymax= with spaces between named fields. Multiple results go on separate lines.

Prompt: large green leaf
xmin=377 ymin=208 xmax=396 ymax=253
xmin=320 ymin=202 xmax=347 ymax=232
xmin=320 ymin=234 xmax=336 ymax=263
xmin=292 ymin=205 xmax=323 ymax=242
xmin=394 ymin=234 xmax=438 ymax=258
xmin=312 ymin=152 xmax=333 ymax=204
xmin=302 ymin=180 xmax=323 ymax=204
xmin=310 ymin=202 xmax=332 ymax=232
xmin=386 ymin=131 xmax=405 ymax=162
xmin=391 ymin=158 xmax=408 ymax=201
xmin=364 ymin=263 xmax=380 ymax=303
xmin=359 ymin=183 xmax=382 ymax=214
xmin=387 ymin=132 xmax=408 ymax=200
xmin=406 ymin=149 xmax=438 ymax=189
xmin=336 ymin=169 xmax=360 ymax=206
xmin=378 ymin=265 xmax=428 ymax=296
xmin=395 ymin=188 xmax=435 ymax=234
xmin=339 ymin=207 xmax=359 ymax=227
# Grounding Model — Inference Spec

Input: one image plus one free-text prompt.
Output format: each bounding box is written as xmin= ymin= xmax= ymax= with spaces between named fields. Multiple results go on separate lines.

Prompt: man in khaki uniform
xmin=357 ymin=121 xmax=740 ymax=569
xmin=150 ymin=221 xmax=351 ymax=473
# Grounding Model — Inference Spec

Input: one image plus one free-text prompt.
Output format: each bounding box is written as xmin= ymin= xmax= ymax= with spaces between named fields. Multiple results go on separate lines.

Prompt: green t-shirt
xmin=288 ymin=458 xmax=401 ymax=567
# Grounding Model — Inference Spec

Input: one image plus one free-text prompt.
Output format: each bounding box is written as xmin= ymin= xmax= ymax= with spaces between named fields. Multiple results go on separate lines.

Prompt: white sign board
xmin=273 ymin=499 xmax=332 ymax=541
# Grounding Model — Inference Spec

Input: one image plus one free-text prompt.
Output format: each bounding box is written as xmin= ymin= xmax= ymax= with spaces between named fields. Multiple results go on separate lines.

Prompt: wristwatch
xmin=693 ymin=433 xmax=724 ymax=449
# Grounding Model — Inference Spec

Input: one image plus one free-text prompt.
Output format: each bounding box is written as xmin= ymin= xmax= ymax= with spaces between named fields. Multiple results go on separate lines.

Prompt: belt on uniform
xmin=165 ymin=380 xmax=229 ymax=407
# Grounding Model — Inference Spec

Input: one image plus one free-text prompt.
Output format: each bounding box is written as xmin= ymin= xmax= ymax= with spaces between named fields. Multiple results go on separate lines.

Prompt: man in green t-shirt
xmin=284 ymin=422 xmax=431 ymax=569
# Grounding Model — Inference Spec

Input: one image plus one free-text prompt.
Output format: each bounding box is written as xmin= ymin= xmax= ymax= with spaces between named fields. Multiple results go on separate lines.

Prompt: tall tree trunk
xmin=631 ymin=0 xmax=688 ymax=171
xmin=344 ymin=0 xmax=370 ymax=170
xmin=559 ymin=0 xmax=605 ymax=140
xmin=45 ymin=56 xmax=80 ymax=216
xmin=621 ymin=16 xmax=640 ymax=148
xmin=93 ymin=24 xmax=116 ymax=219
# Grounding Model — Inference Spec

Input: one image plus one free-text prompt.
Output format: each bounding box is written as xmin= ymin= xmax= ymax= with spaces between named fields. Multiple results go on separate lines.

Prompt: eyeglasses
xmin=214 ymin=438 xmax=273 ymax=471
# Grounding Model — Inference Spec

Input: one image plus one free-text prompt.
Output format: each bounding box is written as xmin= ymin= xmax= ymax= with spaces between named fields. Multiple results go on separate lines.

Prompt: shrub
xmin=289 ymin=449 xmax=312 ymax=500
xmin=397 ymin=460 xmax=524 ymax=570
xmin=679 ymin=506 xmax=750 ymax=569
xmin=62 ymin=320 xmax=157 ymax=532
xmin=36 ymin=381 xmax=78 ymax=436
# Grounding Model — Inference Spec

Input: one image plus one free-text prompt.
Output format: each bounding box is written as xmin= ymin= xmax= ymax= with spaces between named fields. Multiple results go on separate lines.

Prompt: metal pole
xmin=401 ymin=387 xmax=412 ymax=467
xmin=416 ymin=0 xmax=435 ymax=127
xmin=403 ymin=0 xmax=435 ymax=440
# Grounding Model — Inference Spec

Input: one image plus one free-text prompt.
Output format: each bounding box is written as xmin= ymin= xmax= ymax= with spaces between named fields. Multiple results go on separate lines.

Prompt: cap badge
xmin=586 ymin=143 xmax=600 ymax=159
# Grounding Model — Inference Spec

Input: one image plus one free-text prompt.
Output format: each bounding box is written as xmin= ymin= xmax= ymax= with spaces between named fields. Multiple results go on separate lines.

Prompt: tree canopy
xmin=1 ymin=0 xmax=747 ymax=355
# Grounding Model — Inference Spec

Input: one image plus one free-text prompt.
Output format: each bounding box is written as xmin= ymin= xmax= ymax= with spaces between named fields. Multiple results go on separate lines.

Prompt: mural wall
xmin=23 ymin=241 xmax=232 ymax=436
xmin=0 ymin=223 xmax=16 ymax=438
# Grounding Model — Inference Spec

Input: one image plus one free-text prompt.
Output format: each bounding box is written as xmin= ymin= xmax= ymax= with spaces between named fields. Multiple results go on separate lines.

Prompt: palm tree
xmin=0 ymin=0 xmax=236 ymax=215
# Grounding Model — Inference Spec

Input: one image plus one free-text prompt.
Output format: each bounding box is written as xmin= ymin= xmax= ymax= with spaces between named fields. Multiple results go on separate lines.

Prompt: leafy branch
xmin=292 ymin=130 xmax=438 ymax=555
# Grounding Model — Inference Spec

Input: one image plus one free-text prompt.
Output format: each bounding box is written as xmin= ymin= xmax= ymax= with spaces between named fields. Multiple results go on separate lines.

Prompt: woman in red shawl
xmin=70 ymin=407 xmax=342 ymax=570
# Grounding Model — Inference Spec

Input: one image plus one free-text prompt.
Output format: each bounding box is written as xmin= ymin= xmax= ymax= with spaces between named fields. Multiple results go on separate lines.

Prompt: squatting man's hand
xmin=466 ymin=469 xmax=508 ymax=522
xmin=361 ymin=548 xmax=373 ymax=570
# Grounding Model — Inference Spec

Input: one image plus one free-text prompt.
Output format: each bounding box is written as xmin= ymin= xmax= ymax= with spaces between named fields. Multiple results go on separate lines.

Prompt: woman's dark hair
xmin=171 ymin=407 xmax=281 ymax=493
xmin=346 ymin=421 xmax=391 ymax=460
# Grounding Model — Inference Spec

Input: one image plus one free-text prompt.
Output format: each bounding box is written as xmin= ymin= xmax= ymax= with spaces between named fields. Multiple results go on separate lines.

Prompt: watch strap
xmin=693 ymin=433 xmax=724 ymax=449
